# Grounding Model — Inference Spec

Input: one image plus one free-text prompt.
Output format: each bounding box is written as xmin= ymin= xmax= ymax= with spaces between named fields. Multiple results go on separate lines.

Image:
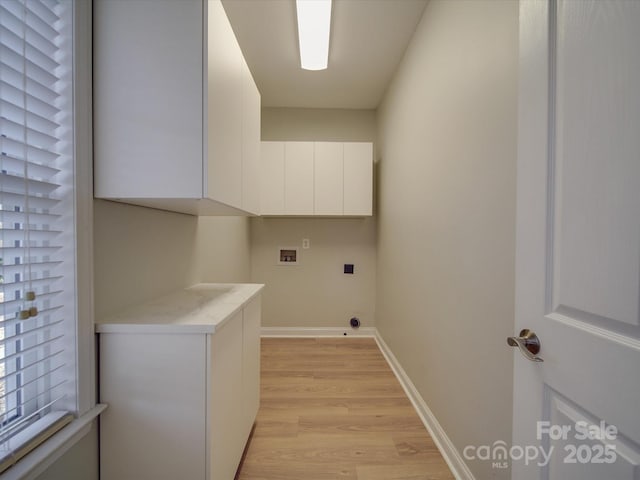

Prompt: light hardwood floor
xmin=235 ymin=337 xmax=454 ymax=480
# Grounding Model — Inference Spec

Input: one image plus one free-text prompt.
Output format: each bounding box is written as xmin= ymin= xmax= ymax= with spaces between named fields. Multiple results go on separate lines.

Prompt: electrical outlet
xmin=302 ymin=238 xmax=310 ymax=249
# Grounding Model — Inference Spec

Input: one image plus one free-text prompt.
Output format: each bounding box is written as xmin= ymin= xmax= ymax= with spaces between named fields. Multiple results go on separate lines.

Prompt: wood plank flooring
xmin=235 ymin=337 xmax=454 ymax=480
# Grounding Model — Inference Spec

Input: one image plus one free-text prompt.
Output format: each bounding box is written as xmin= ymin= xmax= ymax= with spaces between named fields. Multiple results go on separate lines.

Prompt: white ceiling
xmin=221 ymin=0 xmax=428 ymax=109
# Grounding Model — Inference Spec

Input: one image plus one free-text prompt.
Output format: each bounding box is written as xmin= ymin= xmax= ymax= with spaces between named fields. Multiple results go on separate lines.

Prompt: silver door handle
xmin=507 ymin=329 xmax=543 ymax=362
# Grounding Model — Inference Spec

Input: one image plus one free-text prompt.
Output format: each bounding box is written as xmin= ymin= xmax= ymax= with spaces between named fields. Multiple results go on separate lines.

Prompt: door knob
xmin=507 ymin=329 xmax=543 ymax=362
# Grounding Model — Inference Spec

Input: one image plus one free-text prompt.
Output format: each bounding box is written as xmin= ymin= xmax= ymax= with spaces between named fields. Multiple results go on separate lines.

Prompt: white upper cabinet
xmin=344 ymin=142 xmax=373 ymax=216
xmin=284 ymin=142 xmax=315 ymax=215
xmin=260 ymin=142 xmax=285 ymax=215
xmin=260 ymin=141 xmax=373 ymax=217
xmin=314 ymin=142 xmax=344 ymax=215
xmin=241 ymin=58 xmax=261 ymax=216
xmin=94 ymin=0 xmax=260 ymax=216
xmin=206 ymin=0 xmax=243 ymax=211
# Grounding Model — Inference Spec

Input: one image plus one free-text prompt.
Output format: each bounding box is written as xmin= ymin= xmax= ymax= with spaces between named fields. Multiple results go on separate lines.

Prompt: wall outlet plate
xmin=302 ymin=238 xmax=310 ymax=249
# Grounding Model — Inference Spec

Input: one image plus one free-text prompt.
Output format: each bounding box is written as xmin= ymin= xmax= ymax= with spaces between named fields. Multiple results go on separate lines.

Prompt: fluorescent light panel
xmin=296 ymin=0 xmax=332 ymax=70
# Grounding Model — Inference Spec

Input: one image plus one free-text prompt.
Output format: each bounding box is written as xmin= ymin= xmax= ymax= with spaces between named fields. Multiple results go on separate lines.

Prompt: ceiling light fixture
xmin=296 ymin=0 xmax=332 ymax=71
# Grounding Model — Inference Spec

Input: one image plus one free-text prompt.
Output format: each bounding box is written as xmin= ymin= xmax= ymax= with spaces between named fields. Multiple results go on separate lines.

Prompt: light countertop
xmin=95 ymin=283 xmax=264 ymax=334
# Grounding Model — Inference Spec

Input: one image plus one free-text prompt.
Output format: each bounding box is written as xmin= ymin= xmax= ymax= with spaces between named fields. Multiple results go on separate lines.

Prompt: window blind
xmin=0 ymin=0 xmax=75 ymax=470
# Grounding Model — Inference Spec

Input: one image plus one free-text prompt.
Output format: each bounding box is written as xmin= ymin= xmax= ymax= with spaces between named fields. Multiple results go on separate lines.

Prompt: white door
xmin=513 ymin=1 xmax=640 ymax=479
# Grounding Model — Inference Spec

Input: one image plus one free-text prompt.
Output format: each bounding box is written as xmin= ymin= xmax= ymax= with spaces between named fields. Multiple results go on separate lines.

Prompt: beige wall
xmin=93 ymin=200 xmax=199 ymax=318
xmin=262 ymin=107 xmax=376 ymax=142
xmin=35 ymin=423 xmax=99 ymax=480
xmin=255 ymin=108 xmax=377 ymax=328
xmin=94 ymin=200 xmax=251 ymax=319
xmin=376 ymin=1 xmax=517 ymax=479
xmin=194 ymin=216 xmax=252 ymax=283
xmin=252 ymin=218 xmax=376 ymax=328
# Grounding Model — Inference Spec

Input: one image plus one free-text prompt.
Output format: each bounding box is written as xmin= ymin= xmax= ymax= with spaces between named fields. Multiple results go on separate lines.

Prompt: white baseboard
xmin=373 ymin=331 xmax=475 ymax=480
xmin=261 ymin=326 xmax=377 ymax=337
xmin=260 ymin=326 xmax=474 ymax=480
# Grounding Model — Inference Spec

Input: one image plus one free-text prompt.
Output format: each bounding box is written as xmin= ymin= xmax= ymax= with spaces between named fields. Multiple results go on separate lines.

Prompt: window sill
xmin=0 ymin=404 xmax=107 ymax=480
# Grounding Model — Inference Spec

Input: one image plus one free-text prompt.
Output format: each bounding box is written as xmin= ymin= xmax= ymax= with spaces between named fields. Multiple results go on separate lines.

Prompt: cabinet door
xmin=241 ymin=59 xmax=261 ymax=215
xmin=314 ymin=142 xmax=344 ymax=215
xmin=242 ymin=296 xmax=261 ymax=439
xmin=343 ymin=142 xmax=373 ymax=216
xmin=207 ymin=0 xmax=243 ymax=209
xmin=209 ymin=313 xmax=244 ymax=480
xmin=285 ymin=142 xmax=314 ymax=215
xmin=100 ymin=333 xmax=207 ymax=480
xmin=260 ymin=142 xmax=285 ymax=214
xmin=93 ymin=0 xmax=203 ymax=199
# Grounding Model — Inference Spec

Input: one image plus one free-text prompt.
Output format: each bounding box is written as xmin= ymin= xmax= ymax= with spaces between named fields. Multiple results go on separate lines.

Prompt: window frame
xmin=0 ymin=0 xmax=103 ymax=477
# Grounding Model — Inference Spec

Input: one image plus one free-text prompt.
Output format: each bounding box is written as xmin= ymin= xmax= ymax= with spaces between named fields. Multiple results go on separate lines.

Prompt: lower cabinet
xmin=99 ymin=296 xmax=261 ymax=480
xmin=242 ymin=295 xmax=261 ymax=440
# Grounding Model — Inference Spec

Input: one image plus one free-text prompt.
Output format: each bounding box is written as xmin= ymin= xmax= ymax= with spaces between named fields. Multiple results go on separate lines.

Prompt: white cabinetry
xmin=208 ymin=311 xmax=244 ymax=480
xmin=241 ymin=296 xmax=261 ymax=438
xmin=344 ymin=142 xmax=373 ymax=216
xmin=98 ymin=284 xmax=262 ymax=480
xmin=260 ymin=141 xmax=373 ymax=216
xmin=208 ymin=298 xmax=261 ymax=479
xmin=241 ymin=59 xmax=262 ymax=215
xmin=284 ymin=142 xmax=315 ymax=215
xmin=260 ymin=141 xmax=315 ymax=215
xmin=100 ymin=334 xmax=207 ymax=480
xmin=260 ymin=142 xmax=285 ymax=214
xmin=94 ymin=0 xmax=260 ymax=216
xmin=314 ymin=142 xmax=344 ymax=215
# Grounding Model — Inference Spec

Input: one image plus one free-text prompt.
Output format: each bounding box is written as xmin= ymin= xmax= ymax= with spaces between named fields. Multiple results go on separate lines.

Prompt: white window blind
xmin=0 ymin=0 xmax=76 ymax=472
